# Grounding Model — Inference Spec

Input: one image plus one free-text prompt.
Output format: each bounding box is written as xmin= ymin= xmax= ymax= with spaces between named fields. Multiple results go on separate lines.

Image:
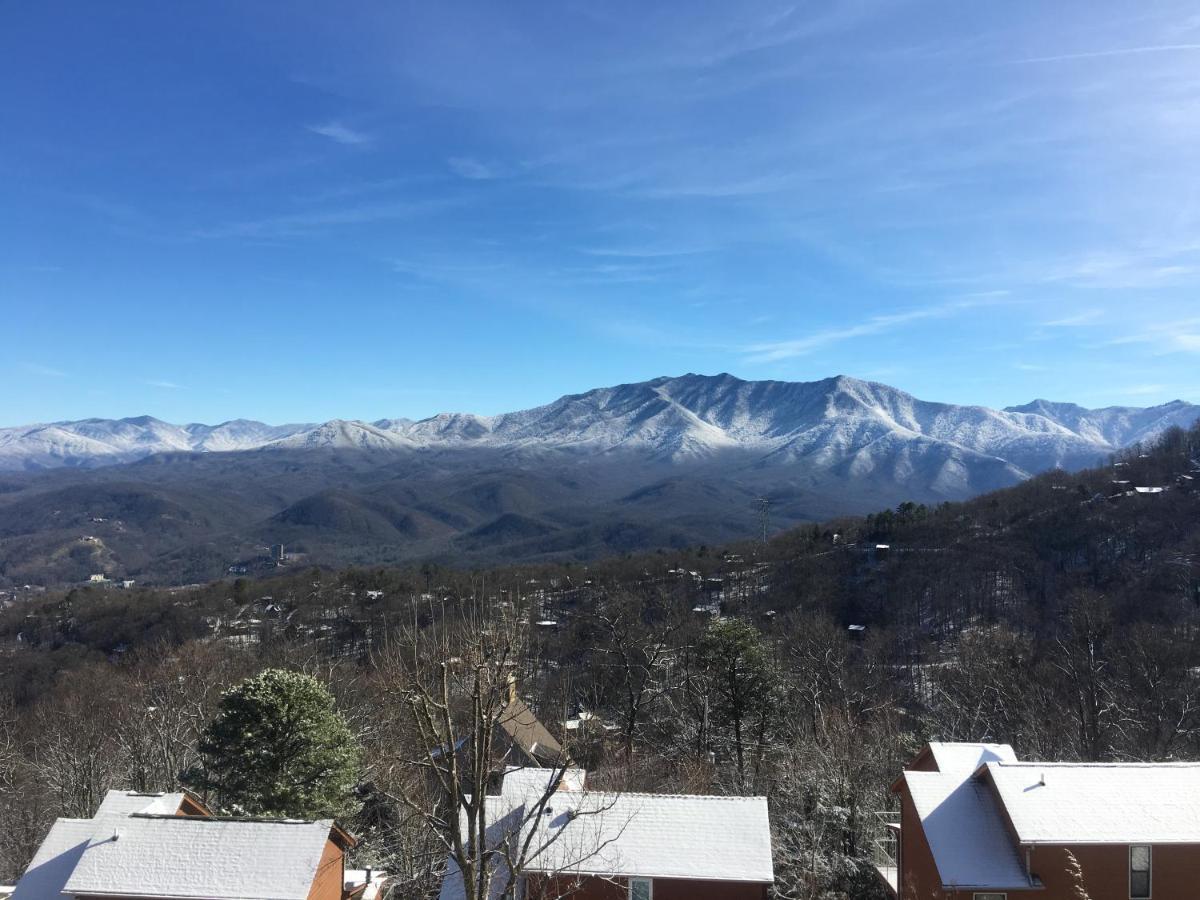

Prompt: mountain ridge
xmin=2 ymin=373 xmax=1195 ymax=472
xmin=2 ymin=373 xmax=1198 ymax=585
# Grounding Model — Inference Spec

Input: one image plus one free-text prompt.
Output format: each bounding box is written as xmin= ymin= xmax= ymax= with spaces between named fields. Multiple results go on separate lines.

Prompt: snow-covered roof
xmin=64 ymin=815 xmax=335 ymax=900
xmin=10 ymin=819 xmax=94 ymax=900
xmin=501 ymin=765 xmax=587 ymax=798
xmin=925 ymin=741 xmax=1015 ymax=775
xmin=985 ymin=761 xmax=1200 ymax=844
xmin=900 ymin=742 xmax=1200 ymax=892
xmin=10 ymin=793 xmax=186 ymax=900
xmin=903 ymin=771 xmax=1032 ymax=890
xmin=92 ymin=790 xmax=185 ymax=820
xmin=521 ymin=791 xmax=773 ymax=882
xmin=439 ymin=768 xmax=772 ymax=899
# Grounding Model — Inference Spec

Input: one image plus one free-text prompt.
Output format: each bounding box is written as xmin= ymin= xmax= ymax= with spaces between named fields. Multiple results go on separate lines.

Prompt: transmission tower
xmin=756 ymin=497 xmax=770 ymax=545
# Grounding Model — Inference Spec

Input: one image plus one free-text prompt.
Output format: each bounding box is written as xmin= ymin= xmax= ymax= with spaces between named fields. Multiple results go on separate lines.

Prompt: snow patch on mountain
xmin=0 ymin=376 xmax=1196 ymax=484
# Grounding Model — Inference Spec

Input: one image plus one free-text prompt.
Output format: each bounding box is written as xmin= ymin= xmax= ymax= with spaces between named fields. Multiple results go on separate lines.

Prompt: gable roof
xmin=63 ymin=815 xmax=336 ymax=900
xmin=93 ymin=791 xmax=185 ymax=820
xmin=496 ymin=697 xmax=565 ymax=765
xmin=898 ymin=742 xmax=1200 ymax=892
xmin=985 ymin=761 xmax=1200 ymax=844
xmin=439 ymin=767 xmax=772 ymax=899
xmin=521 ymin=791 xmax=773 ymax=883
xmin=925 ymin=742 xmax=1015 ymax=775
xmin=10 ymin=820 xmax=95 ymax=900
xmin=11 ymin=791 xmax=344 ymax=900
xmin=903 ymin=770 xmax=1032 ymax=890
xmin=10 ymin=793 xmax=186 ymax=900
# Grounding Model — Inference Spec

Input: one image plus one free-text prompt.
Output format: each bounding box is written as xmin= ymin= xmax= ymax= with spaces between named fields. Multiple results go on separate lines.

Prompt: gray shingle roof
xmin=64 ymin=815 xmax=334 ymax=900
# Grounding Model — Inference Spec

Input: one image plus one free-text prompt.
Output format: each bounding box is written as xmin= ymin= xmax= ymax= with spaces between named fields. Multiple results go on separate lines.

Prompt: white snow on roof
xmin=10 ymin=819 xmax=95 ymax=900
xmin=926 ymin=741 xmax=1015 ymax=775
xmin=501 ymin=766 xmax=587 ymax=799
xmin=63 ymin=816 xmax=335 ymax=900
xmin=986 ymin=761 xmax=1200 ymax=843
xmin=93 ymin=790 xmax=184 ymax=820
xmin=904 ymin=770 xmax=1031 ymax=890
xmin=439 ymin=774 xmax=772 ymax=899
xmin=522 ymin=791 xmax=773 ymax=882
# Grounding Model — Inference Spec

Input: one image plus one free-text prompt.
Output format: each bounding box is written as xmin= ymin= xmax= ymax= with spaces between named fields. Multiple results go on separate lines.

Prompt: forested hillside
xmin=0 ymin=421 xmax=1197 ymax=897
xmin=3 ymin=376 xmax=1196 ymax=588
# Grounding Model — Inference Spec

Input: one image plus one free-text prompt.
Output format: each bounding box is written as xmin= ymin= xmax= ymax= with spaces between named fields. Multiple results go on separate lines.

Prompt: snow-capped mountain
xmin=1002 ymin=398 xmax=1200 ymax=449
xmin=0 ymin=416 xmax=311 ymax=469
xmin=1 ymin=375 xmax=1196 ymax=480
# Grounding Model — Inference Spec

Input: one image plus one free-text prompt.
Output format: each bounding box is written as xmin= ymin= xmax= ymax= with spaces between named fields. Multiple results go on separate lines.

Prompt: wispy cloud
xmin=306 ymin=121 xmax=373 ymax=146
xmin=1012 ymin=44 xmax=1200 ymax=64
xmin=21 ymin=362 xmax=68 ymax=378
xmin=1101 ymin=318 xmax=1200 ymax=354
xmin=145 ymin=379 xmax=183 ymax=389
xmin=447 ymin=157 xmax=503 ymax=180
xmin=1015 ymin=362 xmax=1049 ymax=372
xmin=1115 ymin=383 xmax=1167 ymax=396
xmin=1042 ymin=309 xmax=1102 ymax=328
xmin=196 ymin=197 xmax=457 ymax=240
xmin=742 ymin=298 xmax=991 ymax=363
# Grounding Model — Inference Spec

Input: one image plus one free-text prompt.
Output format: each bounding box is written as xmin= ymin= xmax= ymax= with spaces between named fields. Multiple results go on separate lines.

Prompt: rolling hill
xmin=0 ymin=374 xmax=1195 ymax=586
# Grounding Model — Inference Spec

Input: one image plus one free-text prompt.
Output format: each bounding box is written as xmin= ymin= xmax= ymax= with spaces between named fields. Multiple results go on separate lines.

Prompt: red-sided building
xmin=438 ymin=767 xmax=774 ymax=900
xmin=882 ymin=742 xmax=1200 ymax=900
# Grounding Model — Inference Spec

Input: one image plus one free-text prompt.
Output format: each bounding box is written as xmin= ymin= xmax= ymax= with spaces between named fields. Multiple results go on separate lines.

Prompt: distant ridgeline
xmin=0 ymin=375 xmax=1197 ymax=587
xmin=2 ymin=418 xmax=1197 ymax=703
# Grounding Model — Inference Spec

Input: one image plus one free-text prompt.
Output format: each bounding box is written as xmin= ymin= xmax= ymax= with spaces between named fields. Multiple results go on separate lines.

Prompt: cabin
xmin=881 ymin=741 xmax=1200 ymax=899
xmin=438 ymin=766 xmax=773 ymax=900
xmin=496 ymin=677 xmax=570 ymax=767
xmin=10 ymin=790 xmax=361 ymax=900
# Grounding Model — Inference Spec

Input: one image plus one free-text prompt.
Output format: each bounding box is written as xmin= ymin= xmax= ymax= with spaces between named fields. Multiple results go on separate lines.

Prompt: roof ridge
xmin=995 ymin=761 xmax=1200 ymax=768
xmin=129 ymin=813 xmax=329 ymax=824
xmin=567 ymin=791 xmax=766 ymax=801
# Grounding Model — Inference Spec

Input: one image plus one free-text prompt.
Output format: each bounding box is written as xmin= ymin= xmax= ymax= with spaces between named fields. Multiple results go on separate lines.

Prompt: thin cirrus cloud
xmin=1101 ymin=318 xmax=1200 ymax=354
xmin=145 ymin=379 xmax=183 ymax=390
xmin=447 ymin=157 xmax=503 ymax=180
xmin=306 ymin=121 xmax=373 ymax=146
xmin=21 ymin=362 xmax=68 ymax=378
xmin=1011 ymin=43 xmax=1200 ymax=64
xmin=1042 ymin=310 xmax=1103 ymax=328
xmin=741 ymin=298 xmax=990 ymax=364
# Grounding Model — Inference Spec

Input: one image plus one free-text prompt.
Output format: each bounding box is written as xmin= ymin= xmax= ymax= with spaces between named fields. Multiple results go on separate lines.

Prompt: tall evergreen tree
xmin=184 ymin=668 xmax=360 ymax=818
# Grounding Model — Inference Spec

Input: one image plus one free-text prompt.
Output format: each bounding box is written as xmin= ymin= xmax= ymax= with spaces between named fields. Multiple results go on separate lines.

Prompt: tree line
xmin=0 ymin=421 xmax=1197 ymax=898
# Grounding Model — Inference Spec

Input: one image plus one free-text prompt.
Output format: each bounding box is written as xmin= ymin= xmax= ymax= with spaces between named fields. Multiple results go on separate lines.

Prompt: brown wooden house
xmin=10 ymin=790 xmax=363 ymax=900
xmin=882 ymin=741 xmax=1200 ymax=900
xmin=438 ymin=767 xmax=773 ymax=900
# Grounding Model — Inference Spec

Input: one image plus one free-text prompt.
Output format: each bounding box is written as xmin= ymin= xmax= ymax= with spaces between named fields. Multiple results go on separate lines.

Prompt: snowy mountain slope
xmin=1003 ymin=398 xmax=1200 ymax=448
xmin=0 ymin=376 xmax=1195 ymax=478
xmin=0 ymin=417 xmax=313 ymax=469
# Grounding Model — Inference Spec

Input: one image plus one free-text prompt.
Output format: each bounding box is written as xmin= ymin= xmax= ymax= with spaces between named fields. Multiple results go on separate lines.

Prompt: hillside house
xmin=490 ymin=676 xmax=570 ymax=767
xmin=881 ymin=741 xmax=1200 ymax=899
xmin=10 ymin=790 xmax=363 ymax=900
xmin=439 ymin=766 xmax=773 ymax=900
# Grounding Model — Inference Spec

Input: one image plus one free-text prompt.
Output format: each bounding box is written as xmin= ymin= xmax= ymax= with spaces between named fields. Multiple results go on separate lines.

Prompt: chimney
xmin=506 ymin=673 xmax=518 ymax=705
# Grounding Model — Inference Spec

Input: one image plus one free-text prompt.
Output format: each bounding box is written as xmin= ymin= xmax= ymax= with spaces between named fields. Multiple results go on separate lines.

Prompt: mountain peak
xmin=1 ymin=374 xmax=1197 ymax=472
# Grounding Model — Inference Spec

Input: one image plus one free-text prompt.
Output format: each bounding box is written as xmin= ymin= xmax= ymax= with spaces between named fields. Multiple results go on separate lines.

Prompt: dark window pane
xmin=1131 ymin=870 xmax=1150 ymax=898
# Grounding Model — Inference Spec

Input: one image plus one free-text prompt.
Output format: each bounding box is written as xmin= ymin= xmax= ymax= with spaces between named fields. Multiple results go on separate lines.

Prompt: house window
xmin=1130 ymin=845 xmax=1151 ymax=898
xmin=629 ymin=878 xmax=652 ymax=900
xmin=973 ymin=894 xmax=1006 ymax=900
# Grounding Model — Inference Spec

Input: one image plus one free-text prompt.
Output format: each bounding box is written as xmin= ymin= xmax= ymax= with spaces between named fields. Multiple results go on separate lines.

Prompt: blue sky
xmin=4 ymin=1 xmax=1200 ymax=426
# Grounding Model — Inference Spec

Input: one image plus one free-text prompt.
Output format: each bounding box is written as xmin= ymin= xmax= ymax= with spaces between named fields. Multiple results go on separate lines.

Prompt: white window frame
xmin=1130 ymin=844 xmax=1152 ymax=899
xmin=628 ymin=877 xmax=653 ymax=900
